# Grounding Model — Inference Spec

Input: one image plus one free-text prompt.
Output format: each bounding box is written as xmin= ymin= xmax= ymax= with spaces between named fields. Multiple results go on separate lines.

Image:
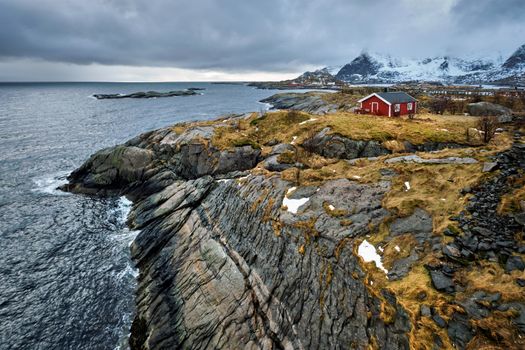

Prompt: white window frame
xmin=407 ymin=102 xmax=413 ymax=111
xmin=394 ymin=104 xmax=400 ymax=112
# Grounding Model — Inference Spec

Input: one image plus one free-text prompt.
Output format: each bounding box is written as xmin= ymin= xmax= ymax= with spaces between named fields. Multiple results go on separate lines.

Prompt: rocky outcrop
xmin=302 ymin=127 xmax=466 ymax=160
xmin=62 ymin=114 xmax=525 ymax=349
xmin=260 ymin=93 xmax=351 ymax=115
xmin=62 ymin=118 xmax=415 ymax=350
xmin=93 ymin=90 xmax=198 ymax=99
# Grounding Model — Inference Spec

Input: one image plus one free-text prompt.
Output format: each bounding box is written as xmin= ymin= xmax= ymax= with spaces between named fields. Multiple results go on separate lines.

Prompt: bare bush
xmin=477 ymin=116 xmax=499 ymax=144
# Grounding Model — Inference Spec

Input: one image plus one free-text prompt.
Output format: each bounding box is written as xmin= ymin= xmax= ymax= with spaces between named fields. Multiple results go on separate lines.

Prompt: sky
xmin=0 ymin=0 xmax=524 ymax=82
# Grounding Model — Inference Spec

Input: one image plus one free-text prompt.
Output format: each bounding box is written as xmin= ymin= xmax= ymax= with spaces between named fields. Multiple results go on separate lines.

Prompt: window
xmin=394 ymin=104 xmax=400 ymax=112
xmin=407 ymin=102 xmax=413 ymax=111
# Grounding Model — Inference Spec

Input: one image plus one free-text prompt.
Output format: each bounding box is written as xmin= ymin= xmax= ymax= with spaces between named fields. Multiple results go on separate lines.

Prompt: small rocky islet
xmin=92 ymin=88 xmax=203 ymax=100
xmin=60 ymin=93 xmax=525 ymax=349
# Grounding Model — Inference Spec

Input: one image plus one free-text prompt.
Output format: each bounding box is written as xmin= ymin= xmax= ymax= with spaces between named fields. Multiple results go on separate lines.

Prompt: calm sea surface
xmin=0 ymin=82 xmax=308 ymax=350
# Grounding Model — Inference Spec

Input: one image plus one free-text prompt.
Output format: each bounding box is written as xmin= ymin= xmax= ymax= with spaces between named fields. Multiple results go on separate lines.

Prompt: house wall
xmin=391 ymin=101 xmax=417 ymax=116
xmin=360 ymin=95 xmax=391 ymax=116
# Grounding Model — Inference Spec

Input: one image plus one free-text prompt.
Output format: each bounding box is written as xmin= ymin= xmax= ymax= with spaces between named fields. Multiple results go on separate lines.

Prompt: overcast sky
xmin=0 ymin=0 xmax=524 ymax=82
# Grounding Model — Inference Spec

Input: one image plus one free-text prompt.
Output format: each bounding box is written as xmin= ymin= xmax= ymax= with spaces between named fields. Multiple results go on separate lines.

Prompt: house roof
xmin=358 ymin=92 xmax=417 ymax=105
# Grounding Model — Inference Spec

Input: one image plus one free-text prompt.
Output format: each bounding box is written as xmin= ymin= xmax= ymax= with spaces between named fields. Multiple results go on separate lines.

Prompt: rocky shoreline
xmin=60 ymin=110 xmax=525 ymax=349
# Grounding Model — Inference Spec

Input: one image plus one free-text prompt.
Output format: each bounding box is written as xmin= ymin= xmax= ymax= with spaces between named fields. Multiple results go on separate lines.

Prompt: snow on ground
xmin=291 ymin=136 xmax=298 ymax=145
xmin=299 ymin=118 xmax=318 ymax=125
xmin=328 ymin=204 xmax=335 ymax=211
xmin=404 ymin=181 xmax=411 ymax=191
xmin=394 ymin=246 xmax=401 ymax=252
xmin=358 ymin=240 xmax=388 ymax=275
xmin=282 ymin=187 xmax=310 ymax=214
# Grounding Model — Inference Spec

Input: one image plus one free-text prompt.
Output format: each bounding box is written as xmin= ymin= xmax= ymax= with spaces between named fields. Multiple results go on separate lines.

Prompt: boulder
xmin=467 ymin=102 xmax=513 ymax=123
xmin=60 ymin=145 xmax=154 ymax=194
xmin=303 ymin=127 xmax=390 ymax=160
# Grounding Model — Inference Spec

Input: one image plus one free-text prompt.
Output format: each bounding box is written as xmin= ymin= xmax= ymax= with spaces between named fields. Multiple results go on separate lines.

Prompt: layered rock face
xmin=62 ymin=115 xmax=411 ymax=349
xmin=62 ymin=113 xmax=525 ymax=349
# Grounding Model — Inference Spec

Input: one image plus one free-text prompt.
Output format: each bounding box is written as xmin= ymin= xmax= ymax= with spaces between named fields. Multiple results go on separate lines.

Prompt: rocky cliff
xmin=61 ymin=111 xmax=525 ymax=349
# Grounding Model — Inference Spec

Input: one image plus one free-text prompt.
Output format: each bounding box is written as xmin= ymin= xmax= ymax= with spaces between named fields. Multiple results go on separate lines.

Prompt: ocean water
xmin=0 ymin=82 xmax=302 ymax=349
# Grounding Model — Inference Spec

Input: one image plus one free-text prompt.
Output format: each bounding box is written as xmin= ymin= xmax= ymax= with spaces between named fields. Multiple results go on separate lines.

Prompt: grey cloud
xmin=0 ymin=0 xmax=523 ymax=73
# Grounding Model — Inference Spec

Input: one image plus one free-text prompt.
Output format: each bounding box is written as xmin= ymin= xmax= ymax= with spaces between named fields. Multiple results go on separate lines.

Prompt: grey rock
xmin=260 ymin=92 xmax=343 ymax=115
xmin=269 ymin=143 xmax=296 ymax=155
xmin=390 ymin=208 xmax=433 ymax=240
xmin=432 ymin=314 xmax=447 ymax=328
xmin=420 ymin=305 xmax=431 ymax=317
xmin=388 ymin=250 xmax=419 ymax=280
xmin=505 ymin=255 xmax=525 ymax=273
xmin=303 ymin=127 xmax=390 ymax=160
xmin=482 ymin=162 xmax=498 ymax=172
xmin=385 ymin=154 xmax=477 ymax=165
xmin=429 ymin=270 xmax=455 ymax=293
xmin=447 ymin=313 xmax=473 ymax=350
xmin=467 ymin=102 xmax=512 ymax=120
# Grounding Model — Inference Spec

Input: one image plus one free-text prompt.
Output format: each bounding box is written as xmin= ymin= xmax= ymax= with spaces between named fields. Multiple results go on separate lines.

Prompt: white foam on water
xmin=358 ymin=240 xmax=388 ymax=275
xmin=32 ymin=171 xmax=71 ymax=196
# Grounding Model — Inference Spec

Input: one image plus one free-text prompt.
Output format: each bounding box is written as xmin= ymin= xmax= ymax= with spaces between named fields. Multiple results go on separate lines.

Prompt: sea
xmin=0 ymin=82 xmax=310 ymax=350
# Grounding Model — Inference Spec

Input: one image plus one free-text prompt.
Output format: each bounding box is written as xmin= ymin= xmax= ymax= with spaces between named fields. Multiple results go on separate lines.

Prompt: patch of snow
xmin=439 ymin=128 xmax=449 ymax=132
xmin=299 ymin=118 xmax=318 ymax=125
xmin=394 ymin=246 xmax=401 ymax=252
xmin=283 ymin=197 xmax=309 ymax=214
xmin=282 ymin=187 xmax=310 ymax=214
xmin=352 ymin=175 xmax=362 ymax=179
xmin=441 ymin=198 xmax=446 ymax=201
xmin=236 ymin=174 xmax=251 ymax=187
xmin=217 ymin=179 xmax=233 ymax=183
xmin=290 ymin=136 xmax=298 ymax=145
xmin=404 ymin=181 xmax=411 ymax=191
xmin=378 ymin=246 xmax=384 ymax=252
xmin=328 ymin=204 xmax=335 ymax=211
xmin=358 ymin=240 xmax=388 ymax=275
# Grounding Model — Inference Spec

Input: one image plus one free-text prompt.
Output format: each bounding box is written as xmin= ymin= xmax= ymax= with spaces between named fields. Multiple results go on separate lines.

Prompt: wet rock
xmin=60 ymin=145 xmax=155 ymax=194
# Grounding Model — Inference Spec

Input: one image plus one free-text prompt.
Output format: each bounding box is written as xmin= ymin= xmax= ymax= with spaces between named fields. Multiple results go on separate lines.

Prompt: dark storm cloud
xmin=0 ymin=0 xmax=523 ymax=73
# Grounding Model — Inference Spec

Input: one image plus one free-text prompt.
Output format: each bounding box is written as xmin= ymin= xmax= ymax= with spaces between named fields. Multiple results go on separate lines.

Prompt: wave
xmin=31 ymin=171 xmax=71 ymax=196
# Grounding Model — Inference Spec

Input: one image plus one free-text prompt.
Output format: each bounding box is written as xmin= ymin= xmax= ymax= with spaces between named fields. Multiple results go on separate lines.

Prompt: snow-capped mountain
xmin=289 ymin=43 xmax=525 ymax=86
xmin=335 ymin=52 xmax=501 ymax=84
xmin=290 ymin=67 xmax=342 ymax=85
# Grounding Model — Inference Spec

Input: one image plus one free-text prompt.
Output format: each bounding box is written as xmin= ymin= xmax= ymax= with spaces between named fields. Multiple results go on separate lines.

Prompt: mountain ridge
xmin=296 ymin=44 xmax=525 ymax=86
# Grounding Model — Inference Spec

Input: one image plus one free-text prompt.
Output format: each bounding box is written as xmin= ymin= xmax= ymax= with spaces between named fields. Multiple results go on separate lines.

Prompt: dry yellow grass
xmin=209 ymin=110 xmax=484 ymax=151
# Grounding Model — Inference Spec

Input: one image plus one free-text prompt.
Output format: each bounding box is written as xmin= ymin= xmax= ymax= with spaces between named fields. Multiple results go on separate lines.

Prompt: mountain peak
xmin=502 ymin=44 xmax=525 ymax=70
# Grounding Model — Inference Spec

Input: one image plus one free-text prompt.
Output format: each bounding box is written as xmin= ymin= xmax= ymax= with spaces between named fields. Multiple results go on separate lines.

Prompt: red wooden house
xmin=357 ymin=92 xmax=417 ymax=117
